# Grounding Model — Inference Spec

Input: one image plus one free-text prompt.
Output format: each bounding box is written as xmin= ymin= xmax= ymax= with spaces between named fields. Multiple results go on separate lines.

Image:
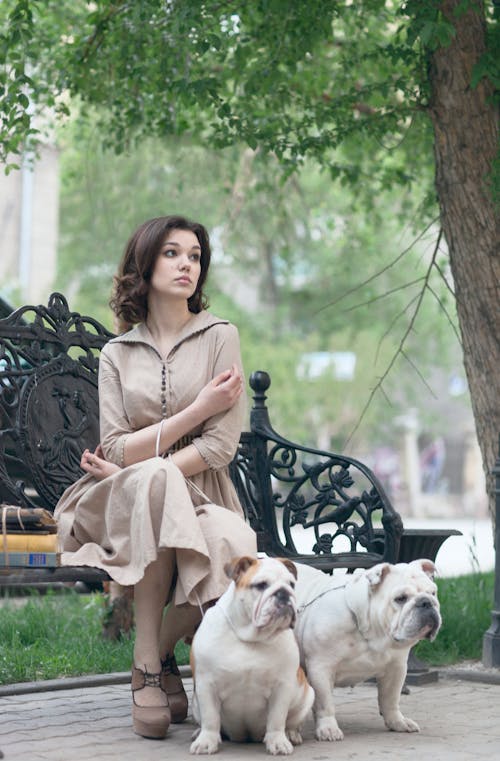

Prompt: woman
xmin=55 ymin=215 xmax=256 ymax=739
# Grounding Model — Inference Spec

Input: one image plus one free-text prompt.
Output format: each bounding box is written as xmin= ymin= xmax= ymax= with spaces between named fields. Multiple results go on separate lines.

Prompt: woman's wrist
xmin=158 ymin=401 xmax=205 ymax=455
xmin=187 ymin=397 xmax=210 ymax=427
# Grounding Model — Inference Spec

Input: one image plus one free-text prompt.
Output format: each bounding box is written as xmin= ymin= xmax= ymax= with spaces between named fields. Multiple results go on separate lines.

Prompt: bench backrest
xmin=0 ymin=293 xmax=114 ymax=509
xmin=0 ymin=293 xmax=402 ymax=570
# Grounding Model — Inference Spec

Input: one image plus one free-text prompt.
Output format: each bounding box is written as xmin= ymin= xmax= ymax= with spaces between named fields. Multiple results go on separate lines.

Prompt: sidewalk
xmin=1 ymin=671 xmax=499 ymax=761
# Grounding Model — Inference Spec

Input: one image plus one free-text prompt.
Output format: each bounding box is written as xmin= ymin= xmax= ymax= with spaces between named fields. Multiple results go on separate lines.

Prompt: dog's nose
xmin=274 ymin=588 xmax=290 ymax=604
xmin=415 ymin=596 xmax=434 ymax=609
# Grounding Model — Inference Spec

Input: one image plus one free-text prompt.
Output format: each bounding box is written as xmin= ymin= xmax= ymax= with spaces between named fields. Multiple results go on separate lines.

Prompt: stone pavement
xmin=1 ymin=672 xmax=499 ymax=761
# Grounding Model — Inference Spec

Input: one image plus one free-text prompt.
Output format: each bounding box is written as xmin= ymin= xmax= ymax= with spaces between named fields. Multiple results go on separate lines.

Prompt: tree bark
xmin=429 ymin=0 xmax=500 ymax=520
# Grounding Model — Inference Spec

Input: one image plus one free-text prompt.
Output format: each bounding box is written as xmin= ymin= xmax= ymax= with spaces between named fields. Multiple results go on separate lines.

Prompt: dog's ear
xmin=365 ymin=562 xmax=391 ymax=590
xmin=345 ymin=572 xmax=372 ymax=635
xmin=224 ymin=555 xmax=257 ymax=582
xmin=345 ymin=564 xmax=392 ymax=636
xmin=278 ymin=558 xmax=298 ymax=579
xmin=410 ymin=558 xmax=437 ymax=579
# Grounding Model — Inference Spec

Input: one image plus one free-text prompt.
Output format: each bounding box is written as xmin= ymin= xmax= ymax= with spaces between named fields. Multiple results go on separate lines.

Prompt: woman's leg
xmin=159 ymin=602 xmax=202 ymax=657
xmin=158 ymin=601 xmax=203 ymax=723
xmin=133 ymin=548 xmax=175 ymax=708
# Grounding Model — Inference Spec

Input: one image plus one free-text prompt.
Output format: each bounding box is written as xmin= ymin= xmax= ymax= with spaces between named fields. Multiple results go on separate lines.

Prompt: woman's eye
xmin=189 ymin=253 xmax=201 ymax=262
xmin=164 ymin=249 xmax=176 ymax=257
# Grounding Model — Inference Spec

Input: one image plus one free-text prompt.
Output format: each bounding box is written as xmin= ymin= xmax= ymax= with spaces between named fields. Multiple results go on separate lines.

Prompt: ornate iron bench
xmin=0 ymin=293 xmax=458 ymax=587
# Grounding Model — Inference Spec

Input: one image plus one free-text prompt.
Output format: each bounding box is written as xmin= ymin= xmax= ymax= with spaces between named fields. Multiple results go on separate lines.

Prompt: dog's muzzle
xmin=253 ymin=582 xmax=297 ymax=629
xmin=415 ymin=595 xmax=441 ymax=640
xmin=273 ymin=587 xmax=297 ymax=628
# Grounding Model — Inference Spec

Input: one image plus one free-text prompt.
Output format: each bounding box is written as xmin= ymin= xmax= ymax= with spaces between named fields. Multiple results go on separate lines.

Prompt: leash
xmin=218 ymin=604 xmax=241 ymax=637
xmin=296 ymin=578 xmax=348 ymax=615
xmin=296 ymin=575 xmax=369 ymax=640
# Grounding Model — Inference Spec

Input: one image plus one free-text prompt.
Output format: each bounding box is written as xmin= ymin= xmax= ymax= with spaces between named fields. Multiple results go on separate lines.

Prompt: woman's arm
xmin=169 ymin=444 xmax=209 ymax=478
xmin=98 ymin=347 xmax=243 ymax=468
xmin=190 ymin=324 xmax=247 ymax=471
xmin=171 ymin=324 xmax=246 ymax=477
xmin=122 ymin=365 xmax=242 ymax=467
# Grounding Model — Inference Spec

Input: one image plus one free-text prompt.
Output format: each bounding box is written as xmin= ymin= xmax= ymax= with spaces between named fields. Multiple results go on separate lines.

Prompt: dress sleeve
xmin=191 ymin=323 xmax=247 ymax=470
xmin=98 ymin=346 xmax=132 ymax=467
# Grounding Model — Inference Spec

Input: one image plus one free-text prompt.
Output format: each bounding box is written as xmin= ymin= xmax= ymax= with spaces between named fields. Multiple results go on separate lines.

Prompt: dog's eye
xmin=290 ymin=581 xmax=295 ymax=589
xmin=253 ymin=581 xmax=269 ymax=591
xmin=394 ymin=594 xmax=408 ymax=605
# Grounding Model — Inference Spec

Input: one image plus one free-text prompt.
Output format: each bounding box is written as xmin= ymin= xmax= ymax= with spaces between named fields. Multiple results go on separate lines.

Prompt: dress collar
xmin=109 ymin=311 xmax=229 ymax=357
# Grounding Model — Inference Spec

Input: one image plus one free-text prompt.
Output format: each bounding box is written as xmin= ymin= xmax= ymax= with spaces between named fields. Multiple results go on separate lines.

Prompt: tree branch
xmin=80 ymin=1 xmax=129 ymax=63
xmin=341 ymin=276 xmax=425 ymax=314
xmin=374 ymin=291 xmax=421 ymax=365
xmin=426 ymin=283 xmax=462 ymax=345
xmin=342 ymin=228 xmax=443 ymax=449
xmin=401 ymin=348 xmax=437 ymax=398
xmin=432 ymin=258 xmax=456 ymax=299
xmin=315 ymin=215 xmax=439 ymax=314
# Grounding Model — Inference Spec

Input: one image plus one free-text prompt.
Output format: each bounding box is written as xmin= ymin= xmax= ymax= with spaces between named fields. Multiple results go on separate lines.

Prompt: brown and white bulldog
xmin=294 ymin=559 xmax=441 ymax=741
xmin=190 ymin=556 xmax=314 ymax=756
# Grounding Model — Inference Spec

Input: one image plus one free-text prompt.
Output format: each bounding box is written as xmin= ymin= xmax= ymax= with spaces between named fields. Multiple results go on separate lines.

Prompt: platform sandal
xmin=160 ymin=653 xmax=188 ymax=723
xmin=131 ymin=665 xmax=171 ymax=739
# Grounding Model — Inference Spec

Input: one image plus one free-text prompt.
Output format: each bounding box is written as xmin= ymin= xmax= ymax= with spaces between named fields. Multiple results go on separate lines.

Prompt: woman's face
xmin=149 ymin=228 xmax=202 ymax=302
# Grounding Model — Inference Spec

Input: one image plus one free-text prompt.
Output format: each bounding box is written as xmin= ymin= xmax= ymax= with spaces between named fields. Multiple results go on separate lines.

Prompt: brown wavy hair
xmin=110 ymin=215 xmax=211 ymax=332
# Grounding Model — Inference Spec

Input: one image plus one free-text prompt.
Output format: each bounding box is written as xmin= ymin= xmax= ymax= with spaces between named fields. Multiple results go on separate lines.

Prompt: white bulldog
xmin=190 ymin=556 xmax=315 ymax=756
xmin=294 ymin=559 xmax=441 ymax=741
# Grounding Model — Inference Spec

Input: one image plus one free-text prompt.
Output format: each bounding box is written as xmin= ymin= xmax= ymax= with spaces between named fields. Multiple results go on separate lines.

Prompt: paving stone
xmin=0 ymin=678 xmax=499 ymax=761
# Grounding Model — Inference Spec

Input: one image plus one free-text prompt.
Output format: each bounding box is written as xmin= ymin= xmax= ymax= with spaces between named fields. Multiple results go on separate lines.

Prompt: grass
xmin=414 ymin=570 xmax=494 ymax=665
xmin=0 ymin=569 xmax=495 ymax=685
xmin=0 ymin=590 xmax=189 ymax=686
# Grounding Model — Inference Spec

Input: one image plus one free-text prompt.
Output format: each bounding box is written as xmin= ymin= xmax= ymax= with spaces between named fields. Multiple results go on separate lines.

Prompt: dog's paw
xmin=264 ymin=730 xmax=294 ymax=755
xmin=315 ymin=717 xmax=344 ymax=742
xmin=385 ymin=713 xmax=420 ymax=733
xmin=190 ymin=730 xmax=221 ymax=754
xmin=287 ymin=728 xmax=303 ymax=746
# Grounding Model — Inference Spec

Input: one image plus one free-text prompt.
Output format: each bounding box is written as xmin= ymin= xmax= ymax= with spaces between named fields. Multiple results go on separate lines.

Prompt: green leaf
xmin=17 ymin=91 xmax=29 ymax=107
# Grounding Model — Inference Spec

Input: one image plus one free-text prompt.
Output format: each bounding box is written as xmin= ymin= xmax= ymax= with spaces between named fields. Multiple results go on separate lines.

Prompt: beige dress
xmin=54 ymin=311 xmax=256 ymax=606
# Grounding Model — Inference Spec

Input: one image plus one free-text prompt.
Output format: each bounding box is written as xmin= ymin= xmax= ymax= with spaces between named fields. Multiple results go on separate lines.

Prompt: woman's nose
xmin=179 ymin=255 xmax=191 ymax=270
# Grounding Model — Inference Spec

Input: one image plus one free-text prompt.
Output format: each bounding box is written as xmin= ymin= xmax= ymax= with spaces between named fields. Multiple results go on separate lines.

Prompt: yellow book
xmin=1 ymin=533 xmax=59 ymax=552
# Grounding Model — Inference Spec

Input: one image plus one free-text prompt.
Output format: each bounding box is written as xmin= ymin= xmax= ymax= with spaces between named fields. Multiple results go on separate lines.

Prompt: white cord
xmin=194 ymin=590 xmax=205 ymax=619
xmin=155 ymin=418 xmax=165 ymax=458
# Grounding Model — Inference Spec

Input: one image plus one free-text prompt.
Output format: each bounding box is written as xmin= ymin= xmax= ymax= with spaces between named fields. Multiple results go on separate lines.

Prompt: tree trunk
xmin=429 ymin=0 xmax=499 ymax=521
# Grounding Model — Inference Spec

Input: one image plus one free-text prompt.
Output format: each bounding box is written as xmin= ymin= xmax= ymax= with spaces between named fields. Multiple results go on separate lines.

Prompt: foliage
xmin=0 ymin=589 xmax=189 ymax=685
xmin=1 ymin=2 xmax=497 ymax=187
xmin=414 ymin=569 xmax=494 ymax=665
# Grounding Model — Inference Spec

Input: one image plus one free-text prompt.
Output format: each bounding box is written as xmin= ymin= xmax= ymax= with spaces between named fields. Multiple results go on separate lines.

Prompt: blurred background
xmin=0 ymin=124 xmax=487 ymax=537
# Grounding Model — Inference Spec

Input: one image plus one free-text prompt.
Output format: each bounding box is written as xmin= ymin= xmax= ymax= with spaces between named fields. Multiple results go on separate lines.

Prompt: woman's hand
xmin=195 ymin=364 xmax=243 ymax=420
xmin=81 ymin=445 xmax=120 ymax=480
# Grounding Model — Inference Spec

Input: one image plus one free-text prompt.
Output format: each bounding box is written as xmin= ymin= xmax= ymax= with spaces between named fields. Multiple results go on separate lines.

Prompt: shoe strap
xmin=132 ymin=667 xmax=162 ymax=691
xmin=161 ymin=654 xmax=180 ymax=676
